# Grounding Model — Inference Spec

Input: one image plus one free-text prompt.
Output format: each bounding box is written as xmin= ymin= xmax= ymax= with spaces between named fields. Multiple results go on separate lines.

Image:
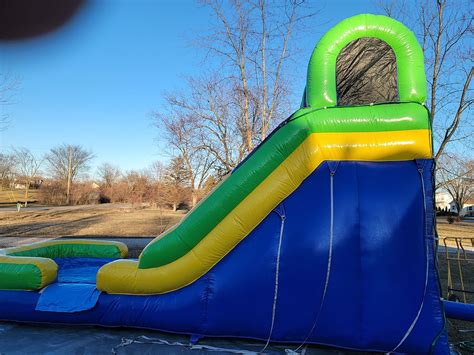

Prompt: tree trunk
xmin=191 ymin=191 xmax=198 ymax=208
xmin=66 ymin=148 xmax=72 ymax=204
xmin=430 ymin=0 xmax=444 ymax=124
xmin=24 ymin=179 xmax=29 ymax=200
xmin=260 ymin=0 xmax=267 ymax=140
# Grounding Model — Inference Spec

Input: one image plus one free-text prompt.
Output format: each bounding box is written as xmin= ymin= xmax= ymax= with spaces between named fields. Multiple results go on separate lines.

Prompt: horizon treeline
xmin=0 ymin=144 xmax=216 ymax=210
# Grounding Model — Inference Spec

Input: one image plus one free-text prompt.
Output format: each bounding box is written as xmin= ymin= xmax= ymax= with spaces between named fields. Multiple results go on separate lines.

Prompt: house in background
xmin=435 ymin=192 xmax=474 ymax=217
xmin=455 ymin=200 xmax=474 ymax=217
xmin=463 ymin=204 xmax=474 ymax=217
xmin=436 ymin=192 xmax=453 ymax=211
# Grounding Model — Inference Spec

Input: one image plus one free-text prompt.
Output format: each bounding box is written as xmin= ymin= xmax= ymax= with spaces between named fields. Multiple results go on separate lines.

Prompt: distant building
xmin=13 ymin=183 xmax=26 ymax=189
xmin=10 ymin=178 xmax=43 ymax=190
xmin=463 ymin=203 xmax=474 ymax=217
xmin=435 ymin=192 xmax=473 ymax=216
xmin=454 ymin=199 xmax=474 ymax=217
xmin=435 ymin=192 xmax=452 ymax=211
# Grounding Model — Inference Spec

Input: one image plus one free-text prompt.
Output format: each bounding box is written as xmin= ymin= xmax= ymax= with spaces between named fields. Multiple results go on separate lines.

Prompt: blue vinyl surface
xmin=36 ymin=283 xmax=101 ymax=313
xmin=0 ymin=160 xmax=448 ymax=353
xmin=55 ymin=258 xmax=114 ymax=284
xmin=444 ymin=301 xmax=474 ymax=322
xmin=34 ymin=258 xmax=111 ymax=313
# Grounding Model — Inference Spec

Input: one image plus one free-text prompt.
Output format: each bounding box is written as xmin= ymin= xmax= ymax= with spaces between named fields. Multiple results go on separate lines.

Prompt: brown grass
xmin=436 ymin=217 xmax=474 ymax=353
xmin=437 ymin=217 xmax=474 ymax=239
xmin=0 ymin=204 xmax=184 ymax=248
xmin=437 ymin=253 xmax=474 ymax=353
xmin=0 ymin=188 xmax=40 ymax=206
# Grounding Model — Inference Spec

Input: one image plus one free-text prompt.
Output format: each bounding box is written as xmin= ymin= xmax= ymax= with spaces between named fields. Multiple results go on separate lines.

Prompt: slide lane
xmin=97 ymin=102 xmax=432 ymax=295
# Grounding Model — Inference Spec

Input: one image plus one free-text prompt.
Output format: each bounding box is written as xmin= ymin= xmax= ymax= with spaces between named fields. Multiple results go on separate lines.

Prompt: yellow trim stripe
xmin=0 ymin=255 xmax=58 ymax=289
xmin=97 ymin=129 xmax=432 ymax=294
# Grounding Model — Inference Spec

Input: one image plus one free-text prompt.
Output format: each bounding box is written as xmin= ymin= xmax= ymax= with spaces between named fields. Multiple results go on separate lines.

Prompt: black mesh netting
xmin=336 ymin=37 xmax=398 ymax=106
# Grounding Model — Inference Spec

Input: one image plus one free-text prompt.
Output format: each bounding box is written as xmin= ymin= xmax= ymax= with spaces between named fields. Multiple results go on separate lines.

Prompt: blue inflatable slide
xmin=0 ymin=14 xmax=449 ymax=353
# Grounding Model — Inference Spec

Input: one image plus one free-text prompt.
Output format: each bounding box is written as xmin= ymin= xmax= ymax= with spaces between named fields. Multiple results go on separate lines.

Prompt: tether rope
xmin=111 ymin=335 xmax=258 ymax=354
xmin=261 ymin=204 xmax=286 ymax=353
xmin=389 ymin=162 xmax=430 ymax=353
xmin=294 ymin=165 xmax=337 ymax=352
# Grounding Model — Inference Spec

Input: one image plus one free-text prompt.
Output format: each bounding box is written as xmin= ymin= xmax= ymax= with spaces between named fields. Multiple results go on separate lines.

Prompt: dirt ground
xmin=437 ymin=218 xmax=474 ymax=238
xmin=1 ymin=204 xmax=474 ymax=352
xmin=436 ymin=218 xmax=474 ymax=353
xmin=0 ymin=204 xmax=184 ymax=248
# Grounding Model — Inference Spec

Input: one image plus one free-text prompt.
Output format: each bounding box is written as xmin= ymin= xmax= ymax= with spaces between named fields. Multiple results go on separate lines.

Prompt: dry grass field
xmin=0 ymin=204 xmax=184 ymax=248
xmin=436 ymin=218 xmax=474 ymax=352
xmin=437 ymin=218 xmax=474 ymax=239
xmin=0 ymin=188 xmax=40 ymax=207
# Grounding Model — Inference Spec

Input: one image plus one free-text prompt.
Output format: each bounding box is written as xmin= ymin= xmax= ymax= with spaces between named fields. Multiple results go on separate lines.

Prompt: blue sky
xmin=0 ymin=0 xmax=379 ymax=174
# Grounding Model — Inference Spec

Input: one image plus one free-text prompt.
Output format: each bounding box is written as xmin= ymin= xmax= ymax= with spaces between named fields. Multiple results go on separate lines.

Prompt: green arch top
xmin=306 ymin=14 xmax=426 ymax=109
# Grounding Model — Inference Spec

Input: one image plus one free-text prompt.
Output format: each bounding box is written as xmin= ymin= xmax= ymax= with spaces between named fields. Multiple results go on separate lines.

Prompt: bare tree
xmin=12 ymin=148 xmax=42 ymax=200
xmin=437 ymin=154 xmax=474 ymax=215
xmin=147 ymin=161 xmax=167 ymax=182
xmin=45 ymin=144 xmax=94 ymax=204
xmin=153 ymin=103 xmax=214 ymax=207
xmin=0 ymin=153 xmax=16 ymax=188
xmin=162 ymin=156 xmax=192 ymax=211
xmin=154 ymin=1 xmax=318 ymax=202
xmin=97 ymin=163 xmax=121 ymax=188
xmin=155 ymin=75 xmax=243 ymax=178
xmin=200 ymin=0 xmax=316 ymax=148
xmin=378 ymin=0 xmax=473 ymax=160
xmin=0 ymin=72 xmax=20 ymax=131
xmin=122 ymin=170 xmax=153 ymax=205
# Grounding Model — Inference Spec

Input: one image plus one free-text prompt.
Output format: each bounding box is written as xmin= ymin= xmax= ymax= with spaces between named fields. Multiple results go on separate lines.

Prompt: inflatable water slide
xmin=0 ymin=15 xmax=449 ymax=353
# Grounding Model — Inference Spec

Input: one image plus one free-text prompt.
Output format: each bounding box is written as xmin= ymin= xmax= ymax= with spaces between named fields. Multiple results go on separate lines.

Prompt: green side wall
xmin=0 ymin=263 xmax=43 ymax=290
xmin=8 ymin=244 xmax=122 ymax=259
